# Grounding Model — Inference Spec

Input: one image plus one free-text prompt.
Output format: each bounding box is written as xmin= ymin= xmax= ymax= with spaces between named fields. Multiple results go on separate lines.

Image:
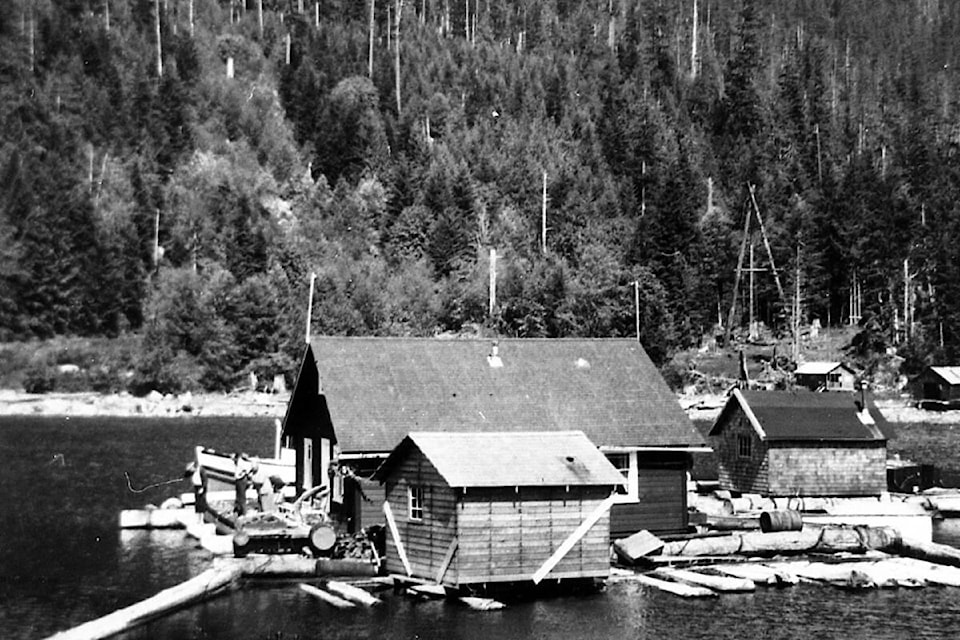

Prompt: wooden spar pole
xmin=724 ymin=202 xmax=751 ymax=346
xmin=748 ymin=185 xmax=785 ymax=304
xmin=532 ymin=493 xmax=616 ymax=584
xmin=305 ymin=272 xmax=316 ymax=344
xmin=488 ymin=248 xmax=496 ymax=317
xmin=45 ymin=564 xmax=243 ymax=640
xmin=383 ymin=501 xmax=412 ymax=576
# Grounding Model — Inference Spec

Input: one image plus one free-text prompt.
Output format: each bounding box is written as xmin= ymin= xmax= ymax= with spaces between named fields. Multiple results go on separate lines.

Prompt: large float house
xmin=279 ymin=337 xmax=708 ymax=539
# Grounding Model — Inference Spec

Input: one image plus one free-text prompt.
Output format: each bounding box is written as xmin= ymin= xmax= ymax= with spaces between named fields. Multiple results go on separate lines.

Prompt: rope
xmin=124 ymin=471 xmax=185 ymax=493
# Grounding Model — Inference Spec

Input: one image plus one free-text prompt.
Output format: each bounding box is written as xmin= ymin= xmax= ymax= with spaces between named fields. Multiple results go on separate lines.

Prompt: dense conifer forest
xmin=3 ymin=0 xmax=960 ymax=393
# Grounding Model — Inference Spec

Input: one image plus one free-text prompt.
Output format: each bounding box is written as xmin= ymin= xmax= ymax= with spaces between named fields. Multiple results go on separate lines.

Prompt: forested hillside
xmin=3 ymin=0 xmax=960 ymax=393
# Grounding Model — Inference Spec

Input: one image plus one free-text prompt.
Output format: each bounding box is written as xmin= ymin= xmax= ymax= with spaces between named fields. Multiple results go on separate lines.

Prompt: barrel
xmin=308 ymin=523 xmax=337 ymax=556
xmin=759 ymin=510 xmax=803 ymax=533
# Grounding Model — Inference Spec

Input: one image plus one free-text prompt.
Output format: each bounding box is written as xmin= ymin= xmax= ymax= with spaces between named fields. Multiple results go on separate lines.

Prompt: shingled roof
xmin=709 ymin=389 xmax=890 ymax=442
xmin=295 ymin=337 xmax=703 ymax=453
xmin=375 ymin=431 xmax=628 ymax=489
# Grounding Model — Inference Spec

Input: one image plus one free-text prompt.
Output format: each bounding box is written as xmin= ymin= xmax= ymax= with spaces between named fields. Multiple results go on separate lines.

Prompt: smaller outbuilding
xmin=794 ymin=361 xmax=857 ymax=392
xmin=709 ymin=390 xmax=889 ymax=497
xmin=374 ymin=431 xmax=625 ymax=590
xmin=911 ymin=366 xmax=960 ymax=409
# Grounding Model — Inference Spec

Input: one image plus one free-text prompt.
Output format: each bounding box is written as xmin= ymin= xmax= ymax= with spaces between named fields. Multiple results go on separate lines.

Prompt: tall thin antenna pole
xmin=305 ymin=273 xmax=317 ymax=344
xmin=541 ymin=171 xmax=548 ymax=254
xmin=634 ymin=281 xmax=641 ymax=342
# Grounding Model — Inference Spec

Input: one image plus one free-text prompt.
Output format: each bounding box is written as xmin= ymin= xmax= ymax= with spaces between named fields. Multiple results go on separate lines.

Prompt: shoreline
xmin=0 ymin=389 xmax=290 ymax=419
xmin=0 ymin=389 xmax=952 ymax=424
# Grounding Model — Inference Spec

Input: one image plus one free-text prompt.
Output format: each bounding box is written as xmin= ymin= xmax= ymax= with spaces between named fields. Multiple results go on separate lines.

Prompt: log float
xmin=629 ymin=573 xmax=718 ymax=598
xmin=459 ymin=596 xmax=506 ymax=611
xmin=45 ymin=561 xmax=244 ymax=640
xmin=325 ymin=580 xmax=382 ymax=606
xmin=709 ymin=562 xmax=796 ymax=586
xmin=299 ymin=583 xmax=355 ymax=609
xmin=652 ymin=567 xmax=755 ymax=592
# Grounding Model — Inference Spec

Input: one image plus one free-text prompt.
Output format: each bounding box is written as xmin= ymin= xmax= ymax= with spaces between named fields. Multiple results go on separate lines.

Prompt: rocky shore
xmin=0 ymin=389 xmax=290 ymax=418
xmin=0 ymin=389 xmax=947 ymax=424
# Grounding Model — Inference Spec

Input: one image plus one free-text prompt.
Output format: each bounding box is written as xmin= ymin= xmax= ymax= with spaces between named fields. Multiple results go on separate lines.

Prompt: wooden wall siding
xmin=714 ymin=409 xmax=770 ymax=494
xmin=383 ymin=451 xmax=458 ymax=580
xmin=767 ymin=443 xmax=887 ymax=496
xmin=454 ymin=486 xmax=611 ymax=584
xmin=610 ymin=467 xmax=688 ymax=537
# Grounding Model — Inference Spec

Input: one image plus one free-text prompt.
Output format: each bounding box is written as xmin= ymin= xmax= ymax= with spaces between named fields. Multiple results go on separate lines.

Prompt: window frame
xmin=603 ymin=450 xmax=638 ymax=503
xmin=407 ymin=485 xmax=424 ymax=521
xmin=737 ymin=434 xmax=752 ymax=459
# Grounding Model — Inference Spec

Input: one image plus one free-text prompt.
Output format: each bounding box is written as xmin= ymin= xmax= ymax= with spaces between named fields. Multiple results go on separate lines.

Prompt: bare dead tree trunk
xmin=258 ymin=0 xmax=263 ymax=38
xmin=155 ymin=0 xmax=163 ymax=77
xmin=395 ymin=0 xmax=404 ymax=115
xmin=690 ymin=0 xmax=698 ymax=78
xmin=105 ymin=0 xmax=111 ymax=31
xmin=368 ymin=0 xmax=375 ymax=78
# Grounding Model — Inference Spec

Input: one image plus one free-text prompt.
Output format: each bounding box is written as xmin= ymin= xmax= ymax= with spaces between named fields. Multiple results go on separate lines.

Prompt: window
xmin=408 ymin=486 xmax=424 ymax=521
xmin=738 ymin=434 xmax=752 ymax=459
xmin=605 ymin=453 xmax=630 ymax=495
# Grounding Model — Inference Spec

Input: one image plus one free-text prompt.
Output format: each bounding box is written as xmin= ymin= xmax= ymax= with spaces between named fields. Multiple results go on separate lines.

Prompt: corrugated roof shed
xmin=376 ymin=431 xmax=628 ymax=488
xmin=709 ymin=390 xmax=889 ymax=442
xmin=928 ymin=366 xmax=960 ymax=386
xmin=307 ymin=337 xmax=703 ymax=453
xmin=795 ymin=361 xmax=847 ymax=376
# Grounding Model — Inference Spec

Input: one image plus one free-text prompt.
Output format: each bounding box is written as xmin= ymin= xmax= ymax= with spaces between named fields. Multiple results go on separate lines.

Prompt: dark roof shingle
xmin=376 ymin=431 xmax=628 ymax=488
xmin=307 ymin=337 xmax=703 ymax=453
xmin=709 ymin=389 xmax=888 ymax=442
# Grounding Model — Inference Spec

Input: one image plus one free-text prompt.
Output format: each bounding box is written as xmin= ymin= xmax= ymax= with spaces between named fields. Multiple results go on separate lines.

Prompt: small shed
xmin=374 ymin=431 xmax=625 ymax=588
xmin=911 ymin=366 xmax=960 ymax=408
xmin=794 ymin=361 xmax=857 ymax=392
xmin=708 ymin=390 xmax=888 ymax=497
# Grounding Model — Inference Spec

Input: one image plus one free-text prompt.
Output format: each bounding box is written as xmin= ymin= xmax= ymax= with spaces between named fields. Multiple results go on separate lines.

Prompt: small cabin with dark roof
xmin=794 ymin=361 xmax=857 ymax=392
xmin=374 ymin=431 xmax=625 ymax=588
xmin=911 ymin=366 xmax=960 ymax=408
xmin=708 ymin=390 xmax=888 ymax=497
xmin=281 ymin=337 xmax=707 ymax=538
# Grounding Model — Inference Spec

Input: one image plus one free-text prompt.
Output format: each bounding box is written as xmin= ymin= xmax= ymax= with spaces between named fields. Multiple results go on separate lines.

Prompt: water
xmin=4 ymin=416 xmax=960 ymax=640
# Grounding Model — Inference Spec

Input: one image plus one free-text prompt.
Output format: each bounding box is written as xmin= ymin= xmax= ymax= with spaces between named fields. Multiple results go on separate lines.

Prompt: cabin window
xmin=605 ymin=453 xmax=630 ymax=494
xmin=408 ymin=486 xmax=424 ymax=521
xmin=738 ymin=434 xmax=752 ymax=459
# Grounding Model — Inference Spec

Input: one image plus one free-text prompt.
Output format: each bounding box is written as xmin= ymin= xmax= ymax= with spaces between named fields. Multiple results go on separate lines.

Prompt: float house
xmin=281 ymin=337 xmax=708 ymax=538
xmin=709 ymin=389 xmax=889 ymax=497
xmin=374 ymin=431 xmax=625 ymax=587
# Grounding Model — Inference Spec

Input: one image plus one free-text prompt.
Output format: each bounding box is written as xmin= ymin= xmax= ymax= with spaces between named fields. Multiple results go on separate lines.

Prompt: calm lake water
xmin=4 ymin=416 xmax=960 ymax=640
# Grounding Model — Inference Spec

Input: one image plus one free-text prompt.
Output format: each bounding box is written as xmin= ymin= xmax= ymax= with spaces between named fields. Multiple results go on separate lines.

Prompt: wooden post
xmin=383 ymin=501 xmax=412 ymax=576
xmin=532 ymin=493 xmax=617 ymax=584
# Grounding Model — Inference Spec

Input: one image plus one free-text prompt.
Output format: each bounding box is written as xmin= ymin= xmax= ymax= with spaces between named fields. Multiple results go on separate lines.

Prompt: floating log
xmin=408 ymin=583 xmax=448 ymax=598
xmin=459 ymin=596 xmax=506 ymax=611
xmin=119 ymin=508 xmax=190 ymax=529
xmin=660 ymin=525 xmax=902 ymax=558
xmin=653 ymin=567 xmax=755 ymax=592
xmin=630 ymin=573 xmax=718 ymax=598
xmin=325 ymin=580 xmax=381 ymax=606
xmin=299 ymin=583 xmax=355 ymax=609
xmin=710 ymin=562 xmax=790 ymax=586
xmin=898 ymin=537 xmax=960 ymax=568
xmin=706 ymin=515 xmax=761 ymax=531
xmin=45 ymin=562 xmax=243 ymax=640
xmin=889 ymin=557 xmax=960 ymax=587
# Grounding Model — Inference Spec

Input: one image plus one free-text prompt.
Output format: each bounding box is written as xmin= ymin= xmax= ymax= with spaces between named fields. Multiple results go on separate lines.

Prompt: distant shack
xmin=794 ymin=361 xmax=857 ymax=392
xmin=911 ymin=366 xmax=960 ymax=409
xmin=374 ymin=431 xmax=625 ymax=588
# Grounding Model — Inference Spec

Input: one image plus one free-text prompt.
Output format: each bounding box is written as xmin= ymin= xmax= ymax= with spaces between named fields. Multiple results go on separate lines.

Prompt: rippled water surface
xmin=4 ymin=416 xmax=960 ymax=640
